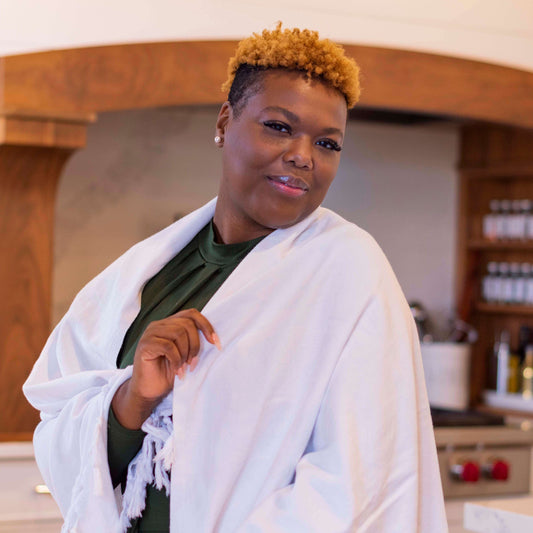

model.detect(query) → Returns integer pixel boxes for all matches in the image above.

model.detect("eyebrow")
[263,106,300,124]
[262,106,344,140]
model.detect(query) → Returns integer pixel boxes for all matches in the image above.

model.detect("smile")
[266,175,309,197]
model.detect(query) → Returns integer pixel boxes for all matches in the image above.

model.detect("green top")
[107,220,265,532]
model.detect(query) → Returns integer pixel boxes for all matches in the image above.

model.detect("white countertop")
[464,496,533,532]
[0,442,62,524]
[0,441,34,460]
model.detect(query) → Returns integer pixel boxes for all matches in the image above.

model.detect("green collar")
[198,220,265,266]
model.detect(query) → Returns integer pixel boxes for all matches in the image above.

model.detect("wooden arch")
[1,41,533,439]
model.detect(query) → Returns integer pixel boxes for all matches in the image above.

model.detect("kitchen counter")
[464,496,533,532]
[0,442,62,532]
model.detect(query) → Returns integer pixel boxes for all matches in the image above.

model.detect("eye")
[316,139,342,152]
[263,121,291,134]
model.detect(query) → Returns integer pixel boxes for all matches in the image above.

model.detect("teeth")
[275,176,299,188]
[269,175,307,191]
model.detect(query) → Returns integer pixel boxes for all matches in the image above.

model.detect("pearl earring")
[214,135,222,144]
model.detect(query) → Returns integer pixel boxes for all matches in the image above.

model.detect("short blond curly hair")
[222,23,360,109]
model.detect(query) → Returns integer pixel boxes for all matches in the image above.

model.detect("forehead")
[242,70,347,131]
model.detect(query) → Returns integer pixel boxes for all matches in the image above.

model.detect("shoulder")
[311,208,414,329]
[305,206,393,283]
[294,207,412,319]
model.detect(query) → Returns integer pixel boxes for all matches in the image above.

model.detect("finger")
[156,319,199,363]
[145,321,199,365]
[181,320,200,362]
[176,309,220,349]
[138,336,179,362]
[171,327,191,363]
[212,332,222,351]
[189,357,199,372]
[143,336,186,374]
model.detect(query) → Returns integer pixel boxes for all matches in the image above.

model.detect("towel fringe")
[119,394,174,531]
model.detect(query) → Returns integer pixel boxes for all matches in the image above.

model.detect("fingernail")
[177,367,185,380]
[212,332,222,351]
[189,357,199,371]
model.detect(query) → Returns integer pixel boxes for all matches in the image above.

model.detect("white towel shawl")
[24,198,447,532]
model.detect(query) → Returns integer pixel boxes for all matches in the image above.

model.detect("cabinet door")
[0,454,62,530]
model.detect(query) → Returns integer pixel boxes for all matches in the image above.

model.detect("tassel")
[93,417,105,496]
[119,393,174,531]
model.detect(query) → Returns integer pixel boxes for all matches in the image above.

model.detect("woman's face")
[213,70,347,244]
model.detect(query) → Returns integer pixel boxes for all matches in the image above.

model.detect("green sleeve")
[107,405,146,488]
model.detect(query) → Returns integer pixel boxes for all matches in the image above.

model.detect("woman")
[24,25,447,532]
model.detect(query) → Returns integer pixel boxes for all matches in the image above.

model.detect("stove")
[431,407,504,428]
[432,408,533,499]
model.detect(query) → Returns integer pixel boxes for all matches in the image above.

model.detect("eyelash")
[263,121,342,152]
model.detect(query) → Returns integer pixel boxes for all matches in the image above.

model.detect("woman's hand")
[112,309,220,429]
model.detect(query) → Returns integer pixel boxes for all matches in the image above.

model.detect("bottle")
[482,262,498,302]
[514,325,532,394]
[495,330,510,394]
[526,265,533,306]
[518,199,531,240]
[483,200,499,241]
[508,351,521,393]
[521,345,533,398]
[510,262,522,304]
[517,326,532,361]
[488,331,500,390]
[516,263,531,305]
[498,262,512,304]
[499,199,511,239]
[527,200,533,240]
[509,200,522,239]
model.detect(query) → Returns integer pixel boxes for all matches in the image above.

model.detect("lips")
[267,176,309,196]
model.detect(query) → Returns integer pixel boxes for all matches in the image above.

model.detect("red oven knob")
[450,461,480,482]
[483,459,510,481]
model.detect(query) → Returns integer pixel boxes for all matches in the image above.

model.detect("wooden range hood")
[1,41,533,440]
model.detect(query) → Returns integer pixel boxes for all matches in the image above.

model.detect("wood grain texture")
[0,111,93,148]
[0,432,35,442]
[461,124,533,167]
[0,143,81,438]
[1,42,533,128]
[0,42,236,113]
[344,45,533,129]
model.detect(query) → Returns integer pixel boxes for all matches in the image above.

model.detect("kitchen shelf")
[476,302,533,315]
[468,240,533,251]
[483,390,533,415]
[476,403,533,421]
[457,125,533,407]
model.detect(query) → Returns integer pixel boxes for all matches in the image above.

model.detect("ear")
[215,101,232,141]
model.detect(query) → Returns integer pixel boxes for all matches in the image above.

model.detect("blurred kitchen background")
[53,107,457,329]
[1,1,533,532]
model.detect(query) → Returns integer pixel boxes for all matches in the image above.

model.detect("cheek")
[315,157,340,189]
[228,140,278,183]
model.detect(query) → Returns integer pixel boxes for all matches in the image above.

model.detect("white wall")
[0,0,532,71]
[54,106,458,338]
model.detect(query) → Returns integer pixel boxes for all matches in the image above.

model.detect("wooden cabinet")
[457,124,533,411]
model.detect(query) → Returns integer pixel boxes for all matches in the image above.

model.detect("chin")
[255,208,312,231]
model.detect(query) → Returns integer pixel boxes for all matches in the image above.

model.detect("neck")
[212,212,274,245]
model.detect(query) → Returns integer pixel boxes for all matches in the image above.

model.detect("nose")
[283,137,313,170]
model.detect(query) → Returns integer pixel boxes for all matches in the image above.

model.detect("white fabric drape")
[24,198,447,532]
